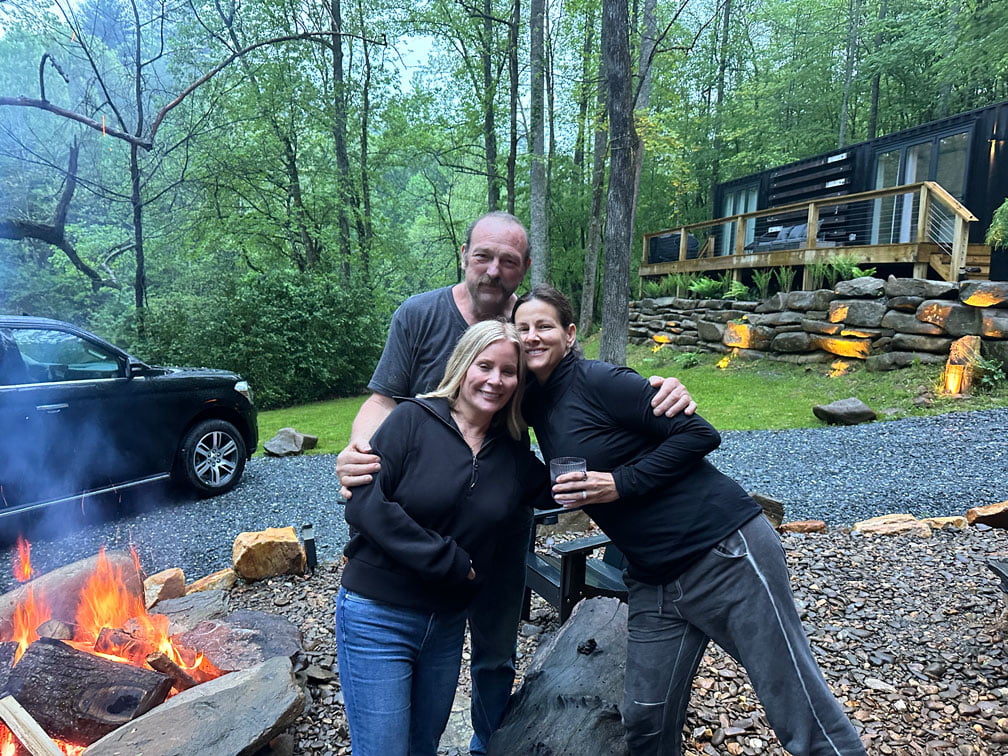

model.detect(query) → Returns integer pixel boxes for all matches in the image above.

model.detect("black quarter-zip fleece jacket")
[341,396,551,612]
[523,352,762,585]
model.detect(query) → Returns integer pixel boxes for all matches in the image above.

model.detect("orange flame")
[11,587,50,661]
[2,542,222,754]
[0,727,84,755]
[13,536,33,583]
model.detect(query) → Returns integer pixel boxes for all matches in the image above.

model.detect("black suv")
[0,316,257,519]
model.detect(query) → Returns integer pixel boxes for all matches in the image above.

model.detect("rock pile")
[629,277,1008,371]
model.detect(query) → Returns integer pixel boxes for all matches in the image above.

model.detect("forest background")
[1,0,1006,409]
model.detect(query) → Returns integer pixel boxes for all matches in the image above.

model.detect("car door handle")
[36,403,69,413]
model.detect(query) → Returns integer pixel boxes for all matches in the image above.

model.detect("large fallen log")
[489,597,630,755]
[2,638,171,746]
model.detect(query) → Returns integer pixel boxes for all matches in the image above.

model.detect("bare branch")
[2,31,385,151]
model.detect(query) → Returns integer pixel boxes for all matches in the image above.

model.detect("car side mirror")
[126,358,146,378]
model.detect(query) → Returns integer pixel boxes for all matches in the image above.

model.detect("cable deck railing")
[642,181,982,288]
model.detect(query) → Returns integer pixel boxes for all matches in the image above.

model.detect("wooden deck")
[641,181,991,288]
[640,242,992,284]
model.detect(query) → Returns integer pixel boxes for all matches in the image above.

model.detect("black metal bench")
[522,508,628,623]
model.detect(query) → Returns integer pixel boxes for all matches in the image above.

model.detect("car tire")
[175,419,247,496]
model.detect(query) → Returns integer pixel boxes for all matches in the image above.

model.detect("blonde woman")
[336,319,551,756]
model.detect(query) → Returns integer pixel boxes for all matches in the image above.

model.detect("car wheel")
[176,419,247,496]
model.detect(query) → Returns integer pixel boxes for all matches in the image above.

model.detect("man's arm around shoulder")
[335,393,397,498]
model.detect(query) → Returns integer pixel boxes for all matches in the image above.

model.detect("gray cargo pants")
[622,515,866,756]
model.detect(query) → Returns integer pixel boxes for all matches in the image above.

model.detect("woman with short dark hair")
[514,284,865,756]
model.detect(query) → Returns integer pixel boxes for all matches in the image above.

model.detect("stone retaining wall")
[629,277,1008,371]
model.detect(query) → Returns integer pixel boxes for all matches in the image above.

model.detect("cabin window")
[871,128,971,244]
[720,185,758,255]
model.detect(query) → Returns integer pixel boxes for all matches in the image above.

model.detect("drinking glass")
[549,457,587,506]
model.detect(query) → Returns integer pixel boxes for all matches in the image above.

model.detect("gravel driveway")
[2,406,1006,591]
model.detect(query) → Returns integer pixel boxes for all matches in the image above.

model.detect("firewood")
[146,652,199,691]
[36,619,73,640]
[1,638,172,746]
[0,694,63,756]
[94,625,157,661]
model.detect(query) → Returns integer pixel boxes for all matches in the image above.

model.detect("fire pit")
[0,538,304,754]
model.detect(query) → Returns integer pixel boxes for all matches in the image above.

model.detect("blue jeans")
[467,509,533,754]
[622,515,866,756]
[336,588,467,756]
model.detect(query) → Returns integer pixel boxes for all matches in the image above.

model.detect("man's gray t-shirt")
[368,286,471,398]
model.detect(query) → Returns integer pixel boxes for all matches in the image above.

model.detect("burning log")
[2,638,172,746]
[0,642,17,692]
[145,652,198,691]
[0,551,143,639]
[0,694,63,756]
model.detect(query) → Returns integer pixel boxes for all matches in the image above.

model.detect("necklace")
[451,409,486,454]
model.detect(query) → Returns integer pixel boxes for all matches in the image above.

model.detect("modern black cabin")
[643,99,1008,287]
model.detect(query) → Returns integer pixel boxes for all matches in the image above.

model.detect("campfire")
[0,539,222,754]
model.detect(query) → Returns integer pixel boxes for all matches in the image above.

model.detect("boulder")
[771,331,816,353]
[809,334,871,360]
[835,276,885,298]
[887,295,924,312]
[884,276,958,300]
[853,514,932,538]
[966,501,1008,529]
[154,589,229,635]
[83,656,305,756]
[921,516,967,530]
[757,292,787,312]
[812,397,877,425]
[982,309,1008,338]
[174,610,303,672]
[696,319,727,343]
[768,351,834,365]
[145,568,186,609]
[489,598,629,756]
[723,322,775,350]
[187,567,238,594]
[959,281,1008,308]
[801,319,843,336]
[264,427,320,457]
[865,351,947,371]
[779,520,827,534]
[890,333,954,353]
[881,310,945,335]
[916,300,982,336]
[828,299,887,328]
[747,311,804,327]
[233,527,306,581]
[785,289,835,311]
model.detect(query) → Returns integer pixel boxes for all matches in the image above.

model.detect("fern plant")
[752,269,774,301]
[688,275,725,298]
[774,266,796,293]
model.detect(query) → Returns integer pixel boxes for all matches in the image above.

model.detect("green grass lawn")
[256,339,1008,454]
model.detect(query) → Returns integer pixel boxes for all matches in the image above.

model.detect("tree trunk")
[507,0,520,215]
[709,0,732,205]
[483,0,499,210]
[529,0,547,284]
[331,0,354,278]
[357,6,374,282]
[579,70,608,336]
[599,0,635,366]
[867,0,887,140]
[838,0,861,147]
